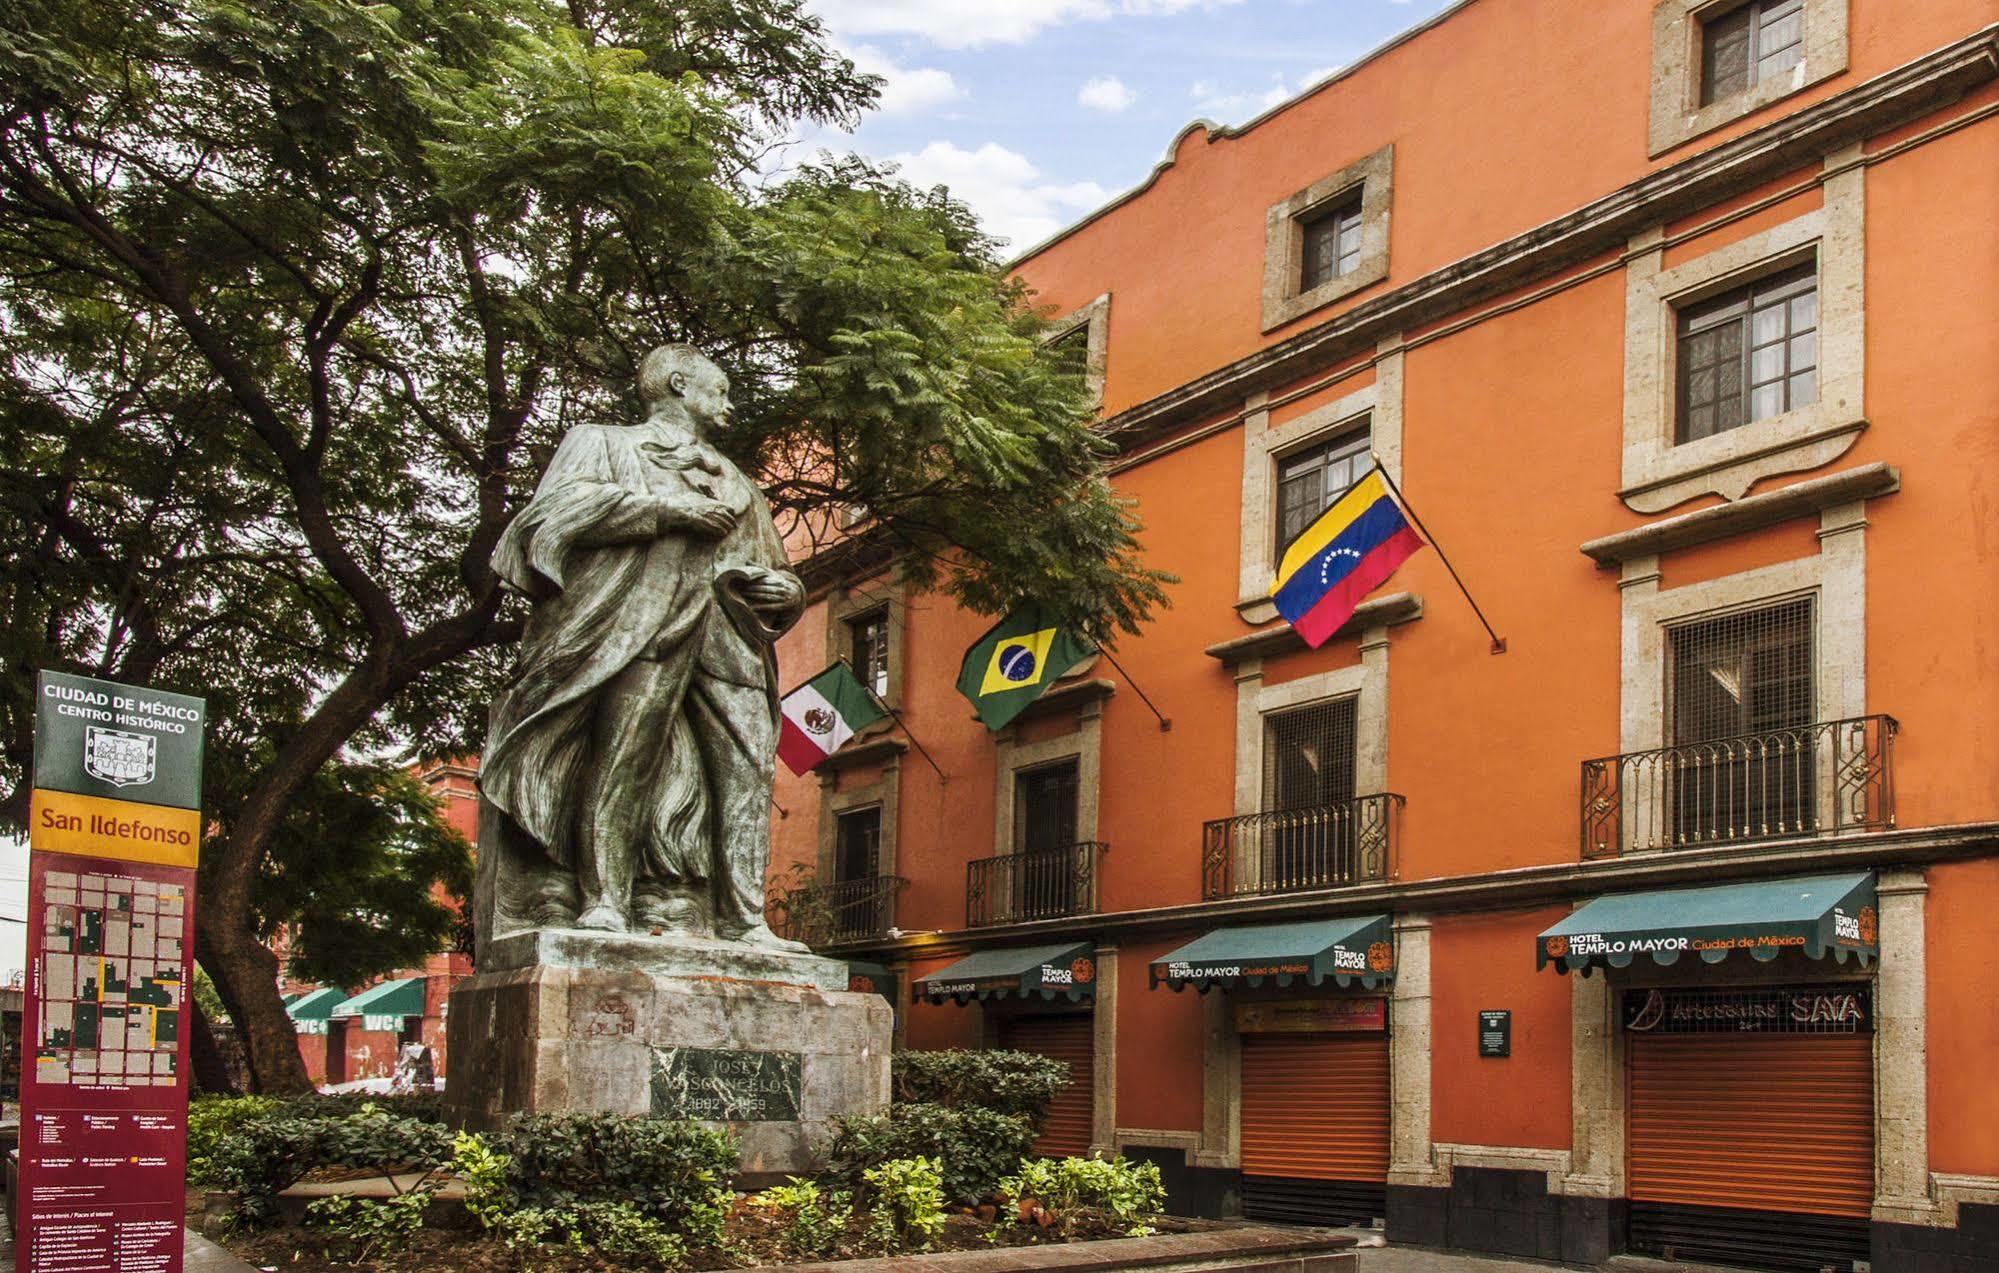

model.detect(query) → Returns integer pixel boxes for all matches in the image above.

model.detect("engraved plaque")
[649,1046,801,1122]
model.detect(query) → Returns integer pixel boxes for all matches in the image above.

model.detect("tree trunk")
[195,913,313,1095]
[186,997,238,1096]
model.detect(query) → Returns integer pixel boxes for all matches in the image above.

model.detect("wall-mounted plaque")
[650,1046,802,1122]
[1478,1009,1511,1058]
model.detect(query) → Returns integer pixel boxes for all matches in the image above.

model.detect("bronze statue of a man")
[479,345,804,947]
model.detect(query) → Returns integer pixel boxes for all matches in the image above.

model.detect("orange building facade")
[769,3,1999,1269]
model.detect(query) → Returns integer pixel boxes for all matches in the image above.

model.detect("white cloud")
[1191,64,1342,122]
[847,44,964,116]
[1077,75,1137,113]
[884,140,1109,249]
[813,0,1241,49]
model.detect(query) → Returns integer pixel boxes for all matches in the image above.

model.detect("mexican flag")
[777,662,888,775]
[956,606,1095,732]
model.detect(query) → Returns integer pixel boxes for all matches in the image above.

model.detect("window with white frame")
[1699,0,1805,104]
[1676,261,1818,444]
[1274,419,1372,554]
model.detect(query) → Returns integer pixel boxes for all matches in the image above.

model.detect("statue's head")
[638,344,731,437]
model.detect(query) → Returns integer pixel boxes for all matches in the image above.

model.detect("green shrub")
[822,1101,1036,1204]
[213,1102,456,1226]
[892,1049,1072,1126]
[1001,1156,1166,1237]
[497,1201,687,1267]
[750,1178,853,1259]
[187,1095,283,1186]
[862,1156,945,1251]
[499,1113,735,1246]
[304,1184,437,1264]
[451,1131,512,1230]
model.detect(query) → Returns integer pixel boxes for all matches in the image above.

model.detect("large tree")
[0,0,1168,1091]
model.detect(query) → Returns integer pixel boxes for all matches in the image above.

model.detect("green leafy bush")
[750,1178,853,1259]
[500,1113,735,1245]
[862,1156,946,1250]
[304,1185,437,1264]
[213,1103,456,1225]
[822,1101,1036,1204]
[451,1131,512,1230]
[497,1201,687,1266]
[187,1095,283,1186]
[892,1049,1072,1126]
[1001,1156,1166,1236]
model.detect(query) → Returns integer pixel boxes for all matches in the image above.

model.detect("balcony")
[1201,794,1403,901]
[1580,715,1897,859]
[767,874,907,946]
[965,841,1106,928]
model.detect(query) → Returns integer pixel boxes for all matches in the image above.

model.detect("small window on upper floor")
[1274,419,1373,554]
[833,805,882,883]
[1676,262,1818,444]
[847,608,890,699]
[1299,198,1365,293]
[1700,0,1805,105]
[1015,759,1080,857]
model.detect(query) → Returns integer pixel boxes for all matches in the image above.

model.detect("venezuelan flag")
[1270,468,1425,648]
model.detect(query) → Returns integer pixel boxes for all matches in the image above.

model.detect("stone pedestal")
[445,928,891,1177]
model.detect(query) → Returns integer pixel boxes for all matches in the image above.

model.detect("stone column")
[1091,945,1119,1156]
[1387,915,1439,1186]
[1563,970,1624,1199]
[1873,869,1936,1224]
[1195,989,1240,1170]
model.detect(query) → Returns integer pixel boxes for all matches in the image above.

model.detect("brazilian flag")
[957,607,1095,731]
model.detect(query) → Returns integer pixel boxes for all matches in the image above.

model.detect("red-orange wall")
[1429,909,1573,1151]
[1925,860,1999,1177]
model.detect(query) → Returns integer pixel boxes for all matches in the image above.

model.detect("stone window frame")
[991,682,1109,860]
[816,765,899,891]
[1045,293,1111,409]
[1647,0,1849,157]
[1618,150,1864,514]
[1611,498,1867,856]
[1236,335,1406,623]
[1231,634,1391,821]
[1260,144,1393,333]
[825,582,905,721]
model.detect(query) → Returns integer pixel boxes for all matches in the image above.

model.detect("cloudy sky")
[789,0,1457,252]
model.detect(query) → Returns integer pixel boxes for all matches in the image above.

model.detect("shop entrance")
[997,1012,1094,1157]
[1624,985,1874,1272]
[1237,999,1389,1226]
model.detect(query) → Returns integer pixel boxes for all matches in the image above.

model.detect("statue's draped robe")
[481,420,797,916]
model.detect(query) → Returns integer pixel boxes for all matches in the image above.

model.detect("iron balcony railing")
[965,841,1106,928]
[1201,794,1402,901]
[1580,714,1897,859]
[768,874,907,946]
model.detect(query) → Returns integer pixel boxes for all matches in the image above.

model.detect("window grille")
[1666,599,1816,842]
[1263,698,1359,812]
[847,609,890,699]
[1677,262,1818,443]
[1275,421,1372,552]
[834,806,881,883]
[1300,197,1365,291]
[1701,0,1805,104]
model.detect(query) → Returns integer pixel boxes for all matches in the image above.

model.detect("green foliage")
[750,1177,853,1259]
[501,1112,735,1245]
[450,1131,513,1230]
[1001,1156,1166,1237]
[212,1102,455,1226]
[187,1095,284,1186]
[497,1201,687,1267]
[892,1048,1072,1126]
[304,1184,438,1264]
[823,1101,1036,1205]
[861,1156,946,1250]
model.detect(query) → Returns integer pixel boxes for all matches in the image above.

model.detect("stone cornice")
[1204,592,1422,665]
[845,821,1999,961]
[819,733,907,773]
[1094,28,1999,454]
[1580,462,1900,566]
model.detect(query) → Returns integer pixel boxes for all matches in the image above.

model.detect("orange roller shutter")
[1628,1033,1874,1218]
[999,1014,1094,1158]
[1240,1032,1390,1182]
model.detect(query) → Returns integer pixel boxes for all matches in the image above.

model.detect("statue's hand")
[657,496,739,540]
[736,571,803,611]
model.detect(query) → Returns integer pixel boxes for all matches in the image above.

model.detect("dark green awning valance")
[915,942,1096,1005]
[1150,915,1395,992]
[1537,871,1878,976]
[330,976,426,1020]
[286,987,345,1024]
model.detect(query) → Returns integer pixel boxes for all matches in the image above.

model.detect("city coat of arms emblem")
[83,726,155,787]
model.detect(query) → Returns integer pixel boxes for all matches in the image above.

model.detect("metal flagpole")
[1098,644,1173,731]
[840,659,951,781]
[1370,456,1509,655]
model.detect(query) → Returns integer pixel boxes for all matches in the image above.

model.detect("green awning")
[330,976,426,1021]
[915,942,1096,1004]
[846,961,899,1003]
[286,987,346,1024]
[1150,915,1395,992]
[1537,872,1878,976]
[281,990,303,1006]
